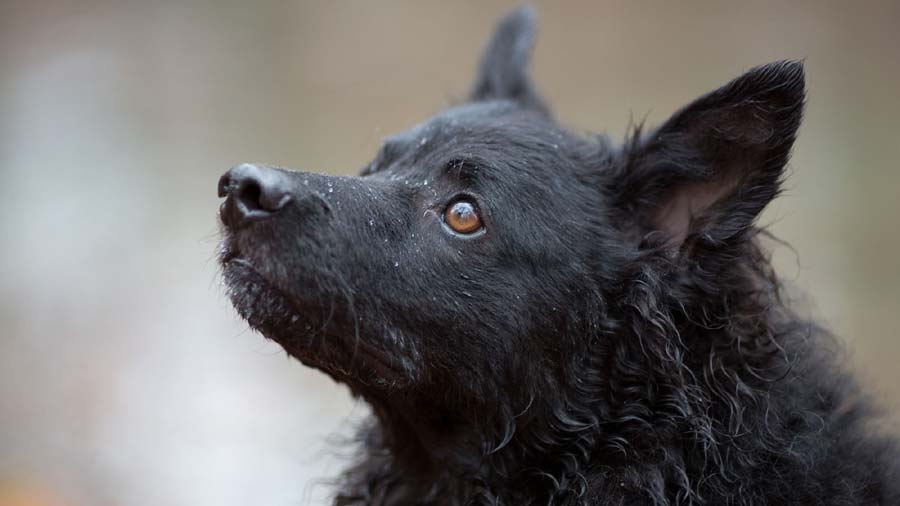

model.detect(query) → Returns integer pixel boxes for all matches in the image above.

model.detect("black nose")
[218,163,292,225]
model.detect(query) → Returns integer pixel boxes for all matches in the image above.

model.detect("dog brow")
[443,158,482,182]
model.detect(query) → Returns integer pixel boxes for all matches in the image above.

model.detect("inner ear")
[653,176,741,246]
[651,108,778,244]
[615,61,805,250]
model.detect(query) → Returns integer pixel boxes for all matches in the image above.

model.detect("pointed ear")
[612,61,805,251]
[469,6,548,114]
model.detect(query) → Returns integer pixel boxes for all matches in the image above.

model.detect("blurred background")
[1,1,898,505]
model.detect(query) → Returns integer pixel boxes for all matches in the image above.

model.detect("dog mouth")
[218,235,410,385]
[219,242,317,348]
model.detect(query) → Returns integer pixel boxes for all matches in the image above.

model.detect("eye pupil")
[444,200,482,234]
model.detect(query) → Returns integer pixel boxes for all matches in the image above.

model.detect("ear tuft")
[614,60,805,250]
[469,6,547,114]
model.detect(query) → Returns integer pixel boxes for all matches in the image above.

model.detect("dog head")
[217,7,804,430]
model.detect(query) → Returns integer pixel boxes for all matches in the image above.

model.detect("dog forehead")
[384,101,537,151]
[370,100,593,191]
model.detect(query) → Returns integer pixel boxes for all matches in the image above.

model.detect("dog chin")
[220,254,412,388]
[221,257,319,346]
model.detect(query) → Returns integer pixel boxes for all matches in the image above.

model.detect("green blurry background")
[1,1,898,505]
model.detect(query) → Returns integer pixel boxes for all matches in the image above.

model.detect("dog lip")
[222,250,265,282]
[219,199,272,229]
[228,256,254,269]
[218,236,241,265]
[218,201,237,229]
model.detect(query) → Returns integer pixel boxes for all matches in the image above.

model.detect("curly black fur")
[216,7,900,505]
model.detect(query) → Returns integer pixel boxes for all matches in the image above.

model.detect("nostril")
[219,163,293,224]
[238,179,264,211]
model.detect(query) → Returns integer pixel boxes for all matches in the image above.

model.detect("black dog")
[217,7,900,506]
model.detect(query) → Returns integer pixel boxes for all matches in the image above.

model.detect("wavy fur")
[217,8,900,506]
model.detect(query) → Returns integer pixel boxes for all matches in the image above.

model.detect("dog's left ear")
[611,61,805,251]
[469,6,548,114]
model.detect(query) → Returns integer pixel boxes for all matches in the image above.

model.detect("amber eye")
[444,200,483,234]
